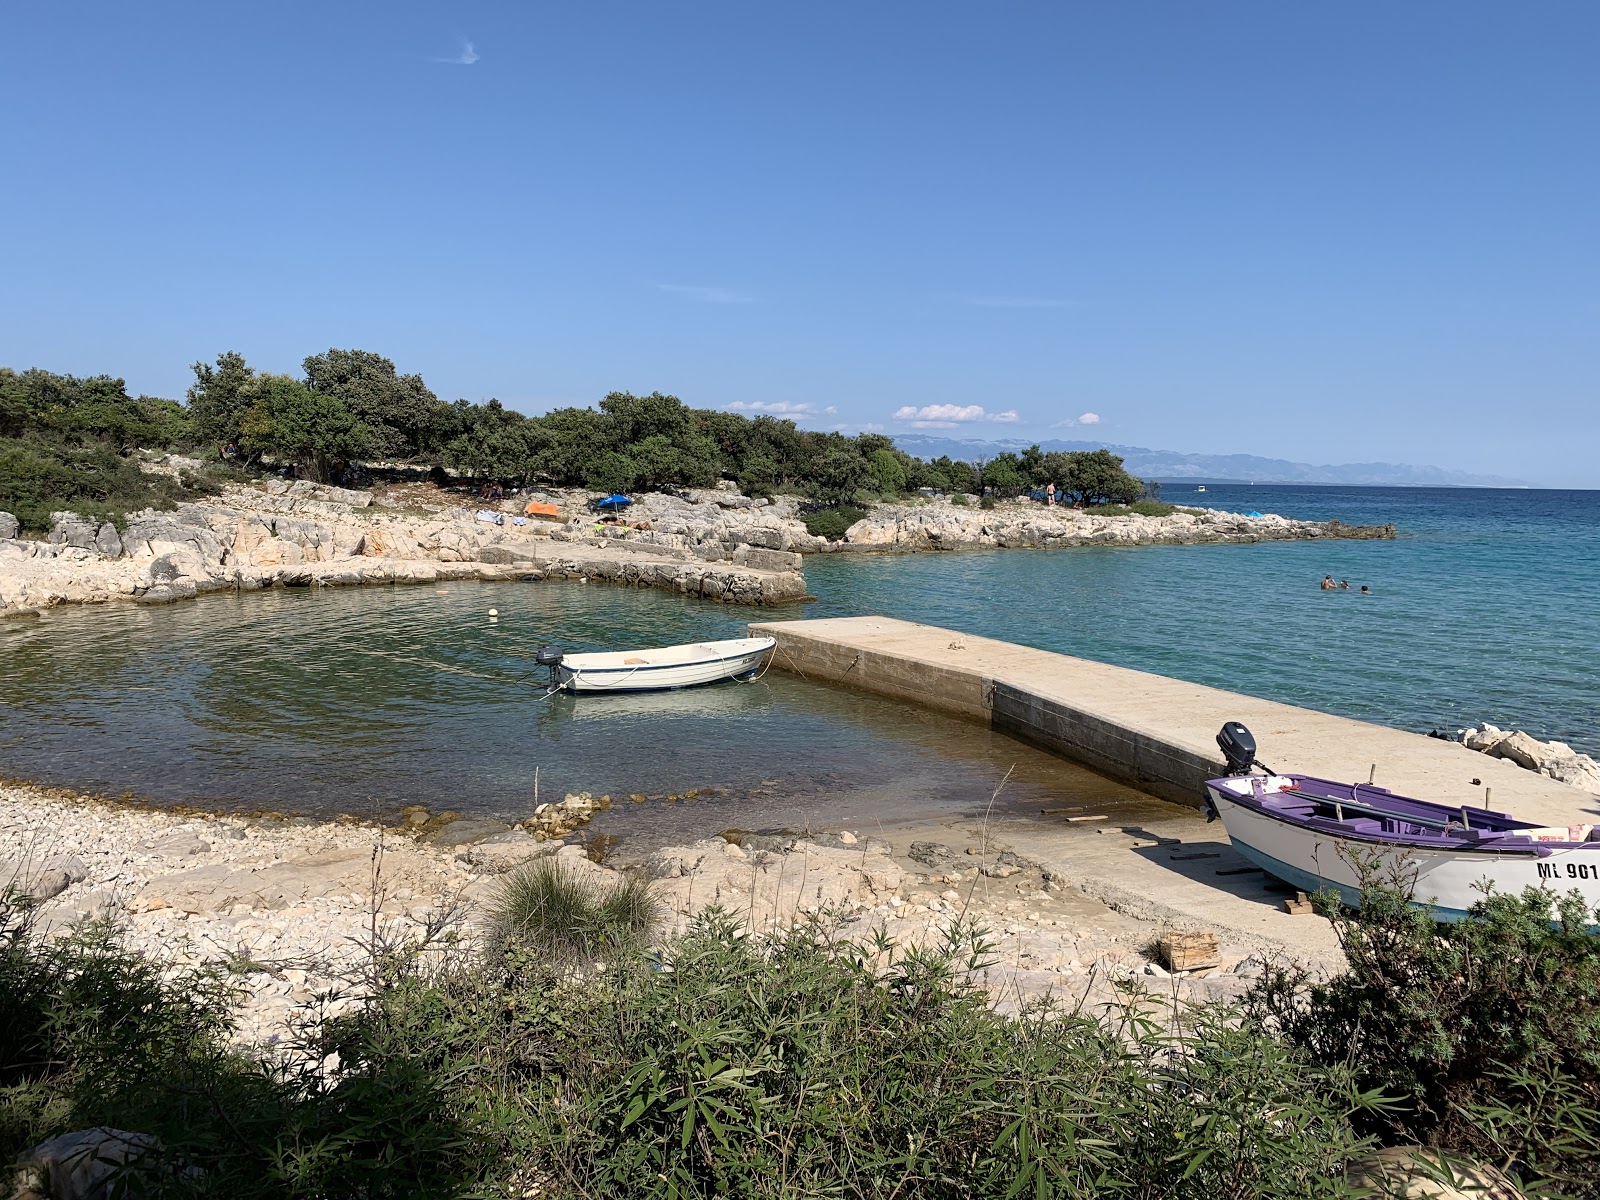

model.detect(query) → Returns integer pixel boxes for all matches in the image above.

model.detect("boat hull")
[1207,784,1600,920]
[556,638,774,693]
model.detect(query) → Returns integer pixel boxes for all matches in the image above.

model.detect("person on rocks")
[1045,482,1056,507]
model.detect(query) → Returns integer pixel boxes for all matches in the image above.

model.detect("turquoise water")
[2,485,1595,828]
[801,486,1600,753]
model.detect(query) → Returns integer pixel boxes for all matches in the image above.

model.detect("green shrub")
[1247,883,1600,1198]
[0,435,210,532]
[802,506,866,541]
[487,857,660,964]
[950,492,970,507]
[26,874,1591,1199]
[1085,499,1175,517]
[979,494,996,510]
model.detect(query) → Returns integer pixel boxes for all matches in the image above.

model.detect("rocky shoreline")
[2,781,1296,1048]
[0,477,808,615]
[0,471,1393,616]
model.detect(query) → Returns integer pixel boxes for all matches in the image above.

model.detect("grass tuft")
[487,856,660,964]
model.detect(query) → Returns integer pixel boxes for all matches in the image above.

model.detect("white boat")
[534,636,776,694]
[1205,723,1600,921]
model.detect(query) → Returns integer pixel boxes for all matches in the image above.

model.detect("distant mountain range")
[889,434,1528,488]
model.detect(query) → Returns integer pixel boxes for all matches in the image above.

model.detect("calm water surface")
[0,583,1152,834]
[803,485,1600,753]
[2,485,1595,832]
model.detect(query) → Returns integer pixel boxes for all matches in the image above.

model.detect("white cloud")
[435,39,479,65]
[654,283,755,304]
[724,400,813,414]
[1052,411,1102,428]
[892,403,1020,428]
[824,405,837,415]
[1077,412,1100,425]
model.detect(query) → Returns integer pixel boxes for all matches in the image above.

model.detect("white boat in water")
[1205,722,1600,921]
[533,636,776,694]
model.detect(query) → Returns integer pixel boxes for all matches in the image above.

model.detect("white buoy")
[488,608,499,617]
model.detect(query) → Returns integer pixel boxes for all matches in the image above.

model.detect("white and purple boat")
[1204,722,1600,921]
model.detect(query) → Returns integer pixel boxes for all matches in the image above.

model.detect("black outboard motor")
[1216,721,1262,776]
[535,645,565,689]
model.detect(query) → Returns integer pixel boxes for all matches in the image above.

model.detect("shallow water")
[3,484,1595,836]
[0,582,1154,834]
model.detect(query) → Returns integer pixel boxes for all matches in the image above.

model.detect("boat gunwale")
[1206,775,1598,856]
[557,636,776,673]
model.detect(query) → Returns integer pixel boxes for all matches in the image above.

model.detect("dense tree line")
[0,367,209,531]
[2,350,1149,531]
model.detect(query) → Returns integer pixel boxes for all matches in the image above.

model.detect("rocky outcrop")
[837,500,1395,551]
[0,482,807,613]
[1461,724,1600,795]
[1,479,1389,617]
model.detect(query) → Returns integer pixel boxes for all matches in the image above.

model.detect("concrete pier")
[750,616,1598,827]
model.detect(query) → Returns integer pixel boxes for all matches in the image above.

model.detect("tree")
[187,352,257,448]
[1058,449,1143,506]
[869,448,908,495]
[239,374,370,481]
[981,452,1025,495]
[812,448,873,505]
[1018,443,1046,484]
[302,349,438,461]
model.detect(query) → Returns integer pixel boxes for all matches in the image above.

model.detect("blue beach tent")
[595,494,633,510]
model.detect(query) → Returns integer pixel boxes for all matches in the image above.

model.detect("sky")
[3,2,1597,486]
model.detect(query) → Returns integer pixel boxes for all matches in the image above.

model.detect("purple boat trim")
[1205,774,1600,857]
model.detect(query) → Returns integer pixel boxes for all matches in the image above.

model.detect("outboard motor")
[1216,721,1261,776]
[535,645,565,689]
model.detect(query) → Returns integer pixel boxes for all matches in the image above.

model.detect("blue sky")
[3,2,1596,486]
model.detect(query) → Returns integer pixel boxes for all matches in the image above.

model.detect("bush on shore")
[0,434,222,534]
[801,505,867,541]
[486,857,660,965]
[2,884,1394,1199]
[1246,882,1600,1198]
[8,876,1597,1197]
[1085,498,1176,517]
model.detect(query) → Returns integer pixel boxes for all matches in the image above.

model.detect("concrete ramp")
[751,616,1597,827]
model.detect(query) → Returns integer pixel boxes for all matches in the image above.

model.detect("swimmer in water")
[1359,585,1372,595]
[1320,575,1336,590]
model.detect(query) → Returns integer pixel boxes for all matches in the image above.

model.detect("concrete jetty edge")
[750,615,1598,827]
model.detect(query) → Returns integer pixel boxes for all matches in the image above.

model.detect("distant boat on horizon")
[1196,485,1206,492]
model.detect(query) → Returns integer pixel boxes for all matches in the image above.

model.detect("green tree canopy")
[981,452,1025,495]
[187,352,257,448]
[239,375,370,481]
[303,348,441,461]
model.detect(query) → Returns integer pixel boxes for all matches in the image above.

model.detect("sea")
[2,485,1596,835]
